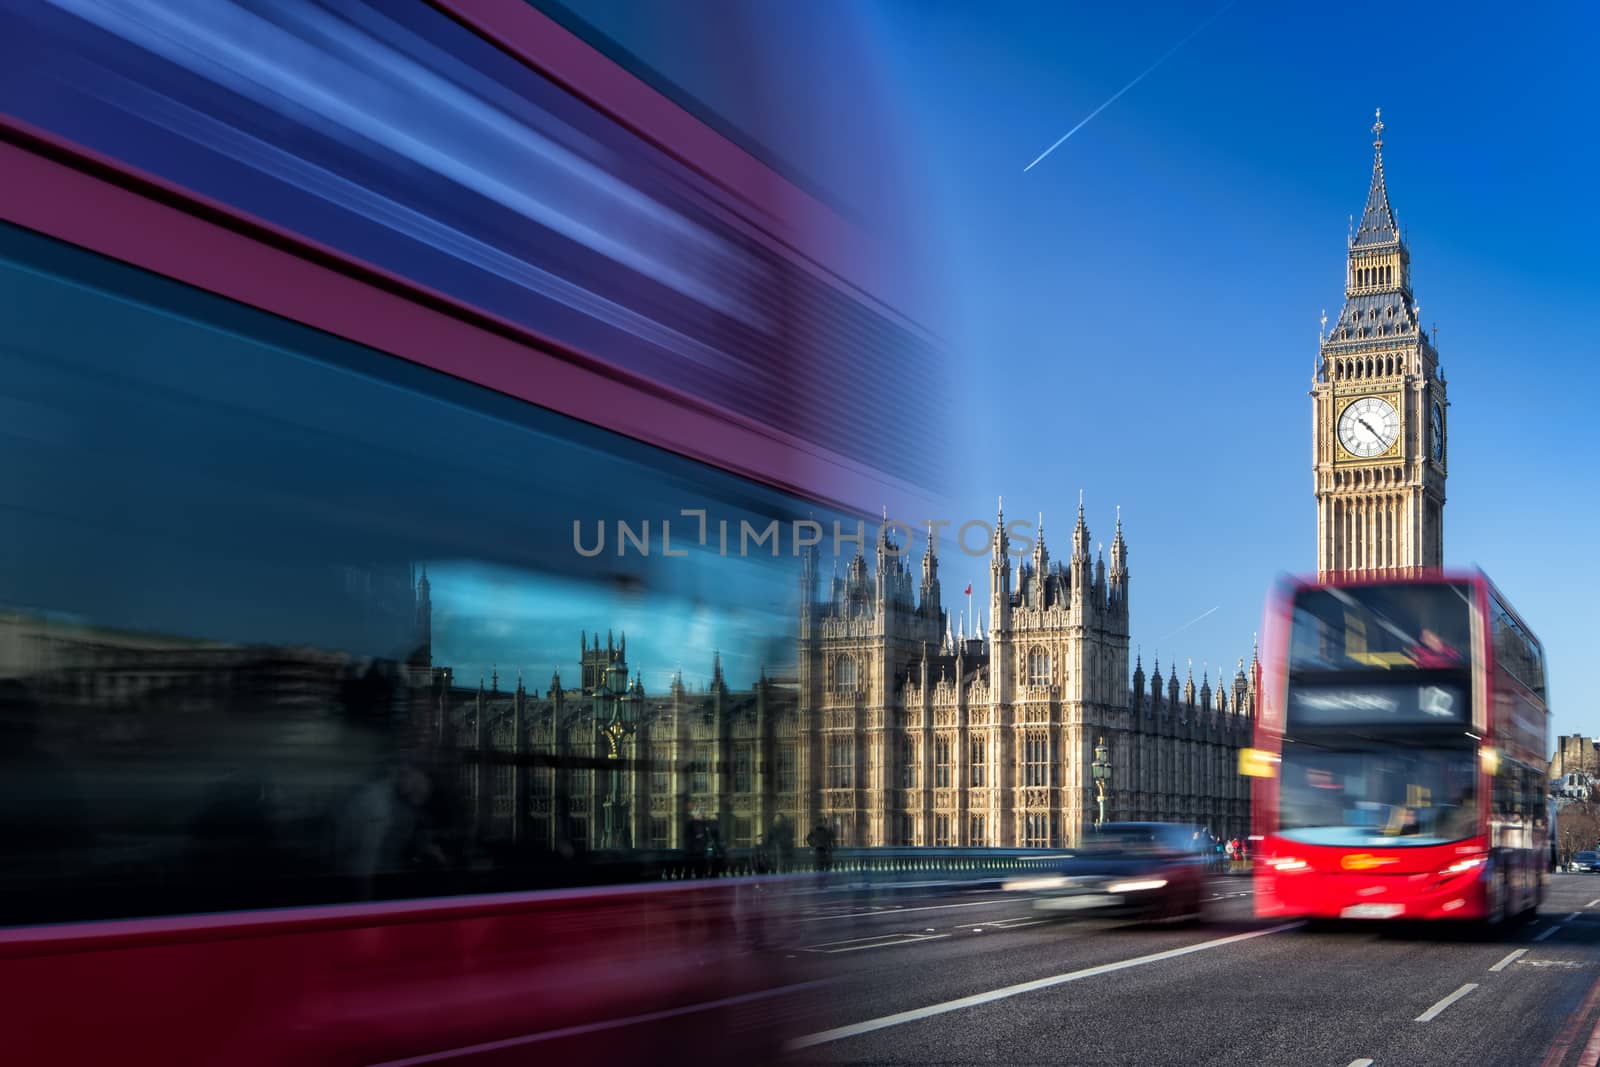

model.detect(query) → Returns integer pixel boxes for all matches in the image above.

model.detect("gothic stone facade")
[802,503,1254,848]
[438,504,1256,855]
[435,636,806,856]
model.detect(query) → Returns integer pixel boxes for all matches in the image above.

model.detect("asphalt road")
[762,873,1600,1066]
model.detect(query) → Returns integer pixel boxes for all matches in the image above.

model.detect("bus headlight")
[1270,858,1309,872]
[1106,879,1168,893]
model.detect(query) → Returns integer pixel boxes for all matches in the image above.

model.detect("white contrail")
[1023,0,1239,173]
[1157,605,1220,643]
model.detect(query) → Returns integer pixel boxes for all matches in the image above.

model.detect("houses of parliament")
[425,500,1257,853]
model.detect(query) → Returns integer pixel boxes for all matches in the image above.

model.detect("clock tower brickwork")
[1313,110,1448,580]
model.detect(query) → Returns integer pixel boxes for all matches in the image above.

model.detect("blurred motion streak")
[0,0,947,1062]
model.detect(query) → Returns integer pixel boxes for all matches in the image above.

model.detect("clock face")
[1430,401,1444,462]
[1337,396,1401,458]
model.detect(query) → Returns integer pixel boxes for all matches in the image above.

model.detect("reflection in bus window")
[0,221,853,925]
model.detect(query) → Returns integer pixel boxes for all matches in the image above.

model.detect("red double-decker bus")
[1251,571,1550,924]
[0,1,935,1062]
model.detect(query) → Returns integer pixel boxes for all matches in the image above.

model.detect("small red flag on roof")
[964,583,972,595]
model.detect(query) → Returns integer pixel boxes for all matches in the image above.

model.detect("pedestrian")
[685,805,710,879]
[333,762,445,901]
[771,814,796,872]
[806,822,835,872]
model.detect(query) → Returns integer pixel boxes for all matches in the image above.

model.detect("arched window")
[834,655,856,692]
[1027,647,1050,685]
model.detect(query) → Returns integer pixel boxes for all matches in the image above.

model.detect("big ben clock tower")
[1313,110,1448,580]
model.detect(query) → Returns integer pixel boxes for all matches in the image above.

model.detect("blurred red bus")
[1250,570,1550,924]
[0,1,935,1062]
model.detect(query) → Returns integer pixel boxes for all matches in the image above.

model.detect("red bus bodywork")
[0,880,812,1066]
[1252,569,1549,922]
[0,1,916,1062]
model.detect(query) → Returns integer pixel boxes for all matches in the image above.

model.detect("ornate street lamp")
[1091,736,1111,829]
[599,660,638,850]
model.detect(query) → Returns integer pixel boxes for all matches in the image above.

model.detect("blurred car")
[1571,850,1600,872]
[1002,822,1210,921]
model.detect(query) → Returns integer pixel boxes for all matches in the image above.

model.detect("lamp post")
[1091,737,1111,829]
[599,660,638,850]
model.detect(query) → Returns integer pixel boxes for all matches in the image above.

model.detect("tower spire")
[1353,107,1399,248]
[1071,490,1090,561]
[1110,504,1128,574]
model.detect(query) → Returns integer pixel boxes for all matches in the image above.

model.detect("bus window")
[0,222,854,925]
[1277,744,1477,848]
[1491,597,1546,703]
[1290,583,1473,673]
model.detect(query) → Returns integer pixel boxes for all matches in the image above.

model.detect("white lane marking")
[786,921,1303,1049]
[802,932,951,954]
[1490,948,1528,972]
[1568,912,1582,922]
[1587,899,1600,908]
[369,979,831,1065]
[1416,982,1479,1023]
[1348,1059,1374,1067]
[1536,926,1562,942]
[798,899,1005,923]
[980,917,1047,930]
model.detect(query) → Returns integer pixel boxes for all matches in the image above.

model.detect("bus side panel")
[0,883,806,1066]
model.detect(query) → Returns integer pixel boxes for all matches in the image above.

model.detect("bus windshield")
[1290,582,1473,674]
[1278,743,1478,848]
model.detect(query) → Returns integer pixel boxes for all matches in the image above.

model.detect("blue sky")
[552,1,1598,734]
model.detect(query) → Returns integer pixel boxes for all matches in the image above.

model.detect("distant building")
[1552,735,1600,779]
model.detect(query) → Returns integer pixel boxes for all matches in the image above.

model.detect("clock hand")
[1358,417,1381,440]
